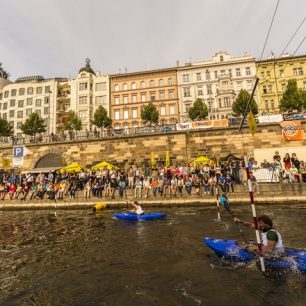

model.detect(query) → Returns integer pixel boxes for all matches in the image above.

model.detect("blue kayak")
[204,237,306,273]
[113,212,166,221]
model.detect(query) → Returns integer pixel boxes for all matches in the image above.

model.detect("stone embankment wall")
[0,122,305,170]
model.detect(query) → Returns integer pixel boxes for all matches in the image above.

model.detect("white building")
[69,59,110,132]
[177,51,258,122]
[0,75,66,136]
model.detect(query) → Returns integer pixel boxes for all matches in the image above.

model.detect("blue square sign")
[13,146,25,158]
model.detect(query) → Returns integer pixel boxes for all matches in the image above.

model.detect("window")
[17,122,22,129]
[10,99,15,107]
[168,91,174,99]
[96,82,106,91]
[185,103,191,113]
[26,108,32,115]
[4,91,9,98]
[36,87,42,94]
[19,88,25,95]
[18,100,24,107]
[279,69,284,78]
[132,108,138,118]
[236,68,241,77]
[123,110,129,119]
[183,74,189,82]
[114,110,120,120]
[9,110,14,118]
[247,81,253,90]
[222,81,228,86]
[150,92,156,101]
[3,102,7,110]
[220,55,224,61]
[228,69,232,76]
[140,81,146,88]
[266,70,270,77]
[2,113,7,119]
[17,110,23,118]
[214,71,218,79]
[168,78,173,85]
[35,99,42,106]
[197,87,203,95]
[113,96,119,105]
[27,87,33,95]
[281,84,287,92]
[131,82,137,89]
[95,96,106,104]
[265,100,269,110]
[9,121,14,127]
[132,95,137,103]
[206,70,210,80]
[246,67,251,76]
[0,93,3,100]
[81,73,86,78]
[160,106,166,116]
[114,84,119,91]
[27,98,33,105]
[293,67,303,76]
[169,105,176,115]
[123,83,128,90]
[123,96,128,104]
[207,85,212,95]
[270,100,275,109]
[36,109,41,116]
[224,97,231,107]
[78,110,88,118]
[268,85,272,93]
[149,80,154,87]
[159,79,164,86]
[220,70,225,76]
[141,94,146,102]
[196,73,201,81]
[79,96,87,104]
[44,107,49,115]
[45,86,50,93]
[11,89,17,96]
[183,87,191,97]
[79,82,88,90]
[159,91,165,100]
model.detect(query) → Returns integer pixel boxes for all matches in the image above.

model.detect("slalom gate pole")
[216,181,221,221]
[244,155,265,272]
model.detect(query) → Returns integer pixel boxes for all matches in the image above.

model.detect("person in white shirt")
[127,200,144,215]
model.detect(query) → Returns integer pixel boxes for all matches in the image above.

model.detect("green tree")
[0,63,10,79]
[0,117,13,137]
[188,98,208,121]
[64,110,82,132]
[20,112,46,136]
[232,89,258,116]
[279,79,305,113]
[91,106,112,129]
[141,102,159,125]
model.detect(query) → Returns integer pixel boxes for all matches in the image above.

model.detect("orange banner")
[280,120,303,141]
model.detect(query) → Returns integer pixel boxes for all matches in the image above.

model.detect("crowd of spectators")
[0,151,305,202]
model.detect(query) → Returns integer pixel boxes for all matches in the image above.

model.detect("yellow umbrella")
[190,156,213,166]
[165,151,170,168]
[60,162,86,173]
[91,161,119,171]
[150,152,156,167]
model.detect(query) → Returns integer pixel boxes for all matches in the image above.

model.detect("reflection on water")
[0,204,305,306]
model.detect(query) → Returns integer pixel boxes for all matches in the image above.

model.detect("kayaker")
[127,200,144,215]
[233,215,285,255]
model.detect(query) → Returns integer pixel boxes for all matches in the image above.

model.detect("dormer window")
[220,55,224,62]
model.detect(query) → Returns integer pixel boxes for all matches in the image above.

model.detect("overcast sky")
[1,0,305,80]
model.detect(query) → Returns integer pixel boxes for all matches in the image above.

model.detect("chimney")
[176,60,180,68]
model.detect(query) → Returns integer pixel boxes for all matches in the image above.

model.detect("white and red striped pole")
[216,181,221,221]
[244,155,265,272]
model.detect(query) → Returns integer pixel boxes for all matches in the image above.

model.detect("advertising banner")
[280,120,303,141]
[258,114,283,123]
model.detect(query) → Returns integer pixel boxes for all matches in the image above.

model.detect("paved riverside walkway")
[0,183,305,210]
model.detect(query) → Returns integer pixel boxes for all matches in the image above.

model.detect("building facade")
[69,60,110,132]
[256,54,306,114]
[110,68,179,129]
[177,51,258,122]
[0,76,65,136]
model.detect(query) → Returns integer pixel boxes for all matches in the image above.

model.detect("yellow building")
[110,68,179,129]
[256,54,306,114]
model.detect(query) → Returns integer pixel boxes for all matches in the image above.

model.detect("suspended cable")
[279,17,306,57]
[260,0,280,60]
[292,35,306,56]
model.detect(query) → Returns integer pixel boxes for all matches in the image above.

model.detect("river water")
[0,204,305,306]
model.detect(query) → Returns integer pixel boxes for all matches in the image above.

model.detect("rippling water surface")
[0,204,305,306]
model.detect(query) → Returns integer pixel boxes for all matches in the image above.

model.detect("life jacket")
[135,205,144,215]
[261,229,284,255]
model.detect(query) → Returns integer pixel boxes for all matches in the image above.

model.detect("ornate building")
[69,59,109,131]
[177,51,258,122]
[256,54,306,114]
[110,68,179,129]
